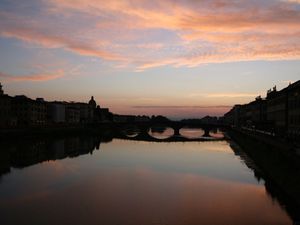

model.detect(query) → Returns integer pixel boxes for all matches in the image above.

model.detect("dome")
[89,96,96,108]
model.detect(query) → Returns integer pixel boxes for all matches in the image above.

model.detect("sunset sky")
[0,0,300,119]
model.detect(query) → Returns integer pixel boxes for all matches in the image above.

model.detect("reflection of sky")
[0,139,291,224]
[92,140,258,184]
[180,128,205,138]
[149,127,175,139]
[1,0,300,118]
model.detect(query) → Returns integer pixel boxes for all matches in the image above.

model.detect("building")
[0,82,3,95]
[113,114,136,123]
[88,96,97,109]
[255,97,267,125]
[135,115,151,122]
[0,86,112,128]
[48,98,95,125]
[287,81,300,138]
[244,97,268,130]
[11,95,47,127]
[35,98,47,125]
[200,115,218,124]
[47,102,66,123]
[88,96,113,122]
[94,107,112,122]
[78,103,94,123]
[223,80,300,139]
[0,95,12,128]
[0,83,15,128]
[266,86,288,135]
[224,105,241,127]
[65,103,80,124]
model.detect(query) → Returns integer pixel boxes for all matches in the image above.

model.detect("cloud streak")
[0,12,122,61]
[0,70,64,82]
[0,0,300,69]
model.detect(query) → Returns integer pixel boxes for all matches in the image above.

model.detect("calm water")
[0,129,294,225]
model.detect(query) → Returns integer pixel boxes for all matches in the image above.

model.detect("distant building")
[200,115,218,124]
[112,114,150,123]
[252,96,267,126]
[266,86,287,135]
[135,115,151,122]
[12,95,47,127]
[0,86,113,128]
[287,81,300,138]
[0,84,14,128]
[94,107,111,122]
[47,102,66,123]
[88,96,97,109]
[241,97,268,129]
[88,96,113,122]
[65,103,80,124]
[113,114,130,123]
[35,98,47,125]
[113,114,134,123]
[78,103,94,123]
[0,82,4,95]
[223,80,300,139]
[224,105,241,127]
[0,95,12,128]
[48,98,94,124]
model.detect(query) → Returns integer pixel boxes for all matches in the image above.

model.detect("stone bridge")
[112,121,227,142]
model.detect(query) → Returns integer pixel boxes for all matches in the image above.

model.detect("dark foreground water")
[0,129,296,225]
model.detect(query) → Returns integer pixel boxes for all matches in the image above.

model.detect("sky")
[0,0,299,119]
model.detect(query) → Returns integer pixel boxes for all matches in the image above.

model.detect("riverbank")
[229,128,300,156]
[0,123,115,139]
[228,128,300,222]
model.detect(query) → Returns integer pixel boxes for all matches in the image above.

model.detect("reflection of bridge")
[113,121,226,142]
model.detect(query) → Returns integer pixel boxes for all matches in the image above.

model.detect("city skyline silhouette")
[1,0,300,118]
[1,1,300,225]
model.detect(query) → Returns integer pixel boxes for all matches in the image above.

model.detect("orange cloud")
[0,12,122,61]
[1,0,300,69]
[48,0,300,32]
[0,70,64,82]
[282,0,300,3]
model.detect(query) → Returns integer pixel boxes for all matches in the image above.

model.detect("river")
[0,128,295,225]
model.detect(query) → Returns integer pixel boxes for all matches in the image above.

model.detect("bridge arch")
[113,121,225,141]
[179,127,206,138]
[148,125,175,139]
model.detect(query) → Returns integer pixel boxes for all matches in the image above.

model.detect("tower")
[88,96,96,108]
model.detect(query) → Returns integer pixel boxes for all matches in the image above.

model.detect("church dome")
[89,96,96,108]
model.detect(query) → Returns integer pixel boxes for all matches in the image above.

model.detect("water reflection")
[209,128,225,138]
[229,131,300,224]
[0,129,297,225]
[180,128,204,138]
[0,136,105,178]
[122,128,140,138]
[148,127,174,139]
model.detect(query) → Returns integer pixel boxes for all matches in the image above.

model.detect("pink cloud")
[1,0,300,69]
[0,70,64,82]
[0,12,122,61]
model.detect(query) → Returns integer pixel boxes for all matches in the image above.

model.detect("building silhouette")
[223,80,300,139]
[0,83,112,128]
[0,83,14,128]
[88,96,96,108]
[0,83,3,95]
